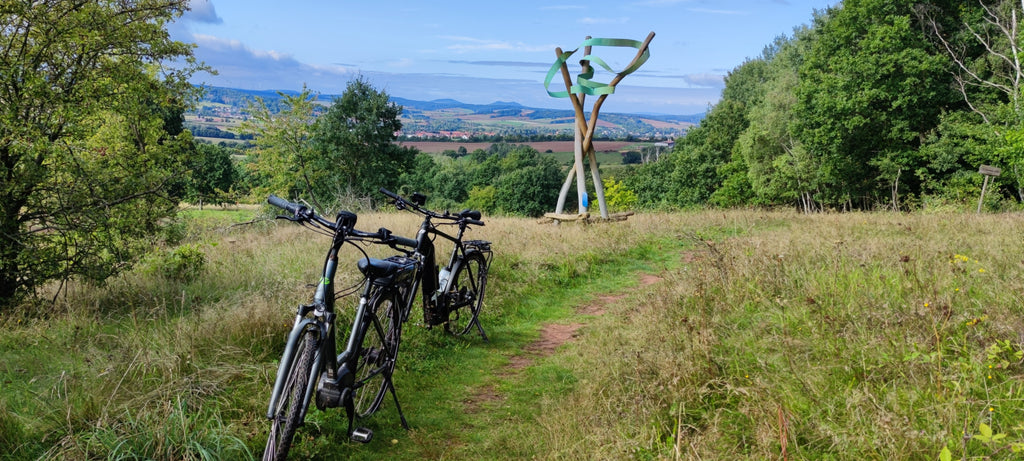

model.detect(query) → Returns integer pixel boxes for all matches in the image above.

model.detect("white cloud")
[188,33,356,93]
[578,17,630,24]
[184,0,223,24]
[682,73,725,88]
[441,36,553,53]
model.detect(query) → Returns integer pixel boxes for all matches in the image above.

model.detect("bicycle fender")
[266,318,322,419]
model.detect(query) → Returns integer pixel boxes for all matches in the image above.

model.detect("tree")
[492,147,563,217]
[728,30,822,211]
[397,153,440,196]
[311,77,415,201]
[179,144,240,207]
[0,0,203,307]
[795,0,955,208]
[923,0,1024,201]
[240,87,321,206]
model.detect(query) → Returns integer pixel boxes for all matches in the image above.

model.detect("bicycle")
[262,194,421,460]
[378,188,492,340]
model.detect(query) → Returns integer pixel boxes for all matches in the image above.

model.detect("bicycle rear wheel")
[445,251,488,336]
[263,327,316,461]
[352,287,402,417]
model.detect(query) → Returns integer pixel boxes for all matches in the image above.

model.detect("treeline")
[624,0,1024,211]
[196,140,571,218]
[186,123,254,140]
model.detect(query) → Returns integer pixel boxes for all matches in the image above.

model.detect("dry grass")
[489,211,1024,460]
[2,209,1023,460]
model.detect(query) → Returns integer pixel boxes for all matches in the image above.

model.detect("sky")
[171,0,837,115]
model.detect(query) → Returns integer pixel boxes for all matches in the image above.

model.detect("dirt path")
[465,273,664,409]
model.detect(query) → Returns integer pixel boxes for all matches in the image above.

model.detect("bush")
[152,244,207,282]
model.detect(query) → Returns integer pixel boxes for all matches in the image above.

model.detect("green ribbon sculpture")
[543,37,651,99]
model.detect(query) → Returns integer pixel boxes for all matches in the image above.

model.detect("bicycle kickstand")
[385,368,410,430]
[474,318,489,342]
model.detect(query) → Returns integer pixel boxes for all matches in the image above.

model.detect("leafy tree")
[795,0,955,208]
[181,144,240,207]
[0,0,203,307]
[667,98,752,207]
[397,153,440,196]
[727,30,822,211]
[465,185,498,213]
[311,77,415,201]
[630,58,765,209]
[492,147,562,217]
[240,87,320,205]
[432,159,473,204]
[922,0,1024,202]
[601,177,638,211]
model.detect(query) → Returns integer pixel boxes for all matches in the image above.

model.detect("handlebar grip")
[379,188,401,201]
[466,219,485,227]
[268,194,304,216]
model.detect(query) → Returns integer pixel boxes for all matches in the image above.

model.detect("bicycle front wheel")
[446,251,488,336]
[263,327,316,461]
[352,287,402,417]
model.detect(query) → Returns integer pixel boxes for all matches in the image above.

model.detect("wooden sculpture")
[542,32,654,223]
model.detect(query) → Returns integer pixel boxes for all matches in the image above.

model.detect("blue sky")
[172,0,837,115]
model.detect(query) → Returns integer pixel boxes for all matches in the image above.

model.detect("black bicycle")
[262,195,420,460]
[379,188,492,340]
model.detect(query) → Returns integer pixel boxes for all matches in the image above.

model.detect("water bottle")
[437,267,451,292]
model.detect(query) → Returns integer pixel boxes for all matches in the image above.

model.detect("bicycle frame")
[411,214,475,326]
[379,188,491,339]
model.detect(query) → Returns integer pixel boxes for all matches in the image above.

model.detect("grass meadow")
[1,209,1023,460]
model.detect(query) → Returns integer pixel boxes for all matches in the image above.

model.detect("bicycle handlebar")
[378,188,485,227]
[267,194,417,250]
[268,194,309,219]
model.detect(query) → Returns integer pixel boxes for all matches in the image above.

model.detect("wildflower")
[924,302,930,308]
[978,268,986,273]
[990,407,995,412]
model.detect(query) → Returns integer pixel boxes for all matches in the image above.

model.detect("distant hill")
[192,86,702,139]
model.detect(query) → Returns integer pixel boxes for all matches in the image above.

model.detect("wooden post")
[574,118,588,213]
[977,164,1001,213]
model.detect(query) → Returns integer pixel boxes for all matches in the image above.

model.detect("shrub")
[153,244,207,282]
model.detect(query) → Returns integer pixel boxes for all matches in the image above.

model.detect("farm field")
[398,140,642,154]
[1,210,1023,460]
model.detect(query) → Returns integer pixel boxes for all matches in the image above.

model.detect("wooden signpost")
[977,164,1001,213]
[541,32,655,224]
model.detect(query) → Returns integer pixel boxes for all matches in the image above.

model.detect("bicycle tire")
[445,251,488,336]
[352,287,401,417]
[263,327,316,461]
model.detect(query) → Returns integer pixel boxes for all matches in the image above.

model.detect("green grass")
[2,210,1023,460]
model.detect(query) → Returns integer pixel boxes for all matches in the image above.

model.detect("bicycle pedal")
[350,427,374,444]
